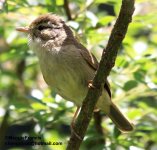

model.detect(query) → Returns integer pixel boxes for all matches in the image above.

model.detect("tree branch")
[93,111,106,144]
[63,0,72,20]
[66,0,135,149]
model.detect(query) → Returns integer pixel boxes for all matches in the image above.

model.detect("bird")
[16,14,133,132]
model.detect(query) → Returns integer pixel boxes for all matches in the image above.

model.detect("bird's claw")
[88,80,95,89]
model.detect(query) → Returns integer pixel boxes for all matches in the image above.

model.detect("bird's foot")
[88,80,95,89]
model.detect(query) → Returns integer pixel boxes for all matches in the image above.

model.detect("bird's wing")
[80,48,99,70]
[78,44,111,98]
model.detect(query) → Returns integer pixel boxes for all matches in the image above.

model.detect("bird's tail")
[108,103,134,132]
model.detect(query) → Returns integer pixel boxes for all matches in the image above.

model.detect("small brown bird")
[16,14,133,132]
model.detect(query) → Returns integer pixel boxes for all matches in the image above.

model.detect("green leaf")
[113,127,121,138]
[123,80,138,91]
[133,70,145,83]
[56,0,64,6]
[97,16,115,27]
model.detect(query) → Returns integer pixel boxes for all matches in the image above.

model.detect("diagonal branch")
[66,0,135,150]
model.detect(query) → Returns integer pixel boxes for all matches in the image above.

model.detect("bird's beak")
[16,27,30,33]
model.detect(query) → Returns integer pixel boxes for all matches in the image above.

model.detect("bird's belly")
[40,60,111,113]
[40,61,88,106]
[56,80,88,106]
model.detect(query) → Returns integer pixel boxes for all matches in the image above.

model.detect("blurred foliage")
[0,0,157,150]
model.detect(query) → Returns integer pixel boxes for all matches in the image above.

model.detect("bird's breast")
[37,45,93,106]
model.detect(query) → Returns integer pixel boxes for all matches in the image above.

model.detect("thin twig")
[64,0,72,20]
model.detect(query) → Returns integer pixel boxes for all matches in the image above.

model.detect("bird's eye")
[52,24,62,29]
[37,25,49,31]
